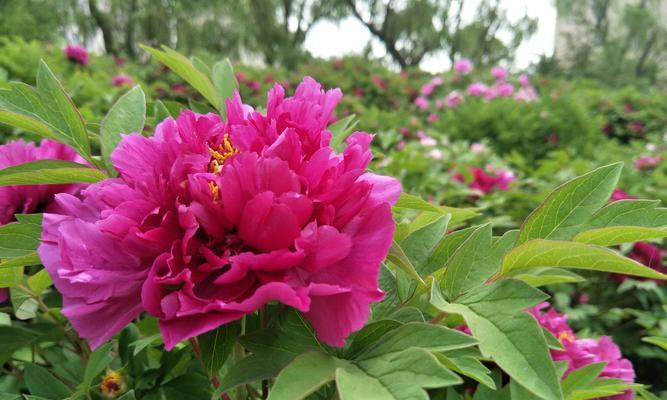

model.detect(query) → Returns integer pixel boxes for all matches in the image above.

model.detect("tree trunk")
[88,0,115,54]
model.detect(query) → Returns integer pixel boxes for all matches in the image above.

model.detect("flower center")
[208,133,238,173]
[558,331,575,343]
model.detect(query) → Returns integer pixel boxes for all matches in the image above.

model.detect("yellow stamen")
[208,181,220,200]
[208,133,238,173]
[558,331,575,343]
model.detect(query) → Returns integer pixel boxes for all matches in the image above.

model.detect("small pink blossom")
[467,82,487,97]
[496,82,514,97]
[420,136,437,147]
[514,87,538,102]
[445,90,463,108]
[371,75,386,90]
[353,87,364,98]
[414,96,430,110]
[113,56,125,66]
[518,73,530,87]
[247,80,261,92]
[470,143,487,153]
[171,83,186,94]
[427,113,439,124]
[455,166,516,194]
[453,58,473,75]
[63,45,90,65]
[396,141,406,150]
[483,87,497,101]
[491,66,508,81]
[633,155,661,170]
[111,74,135,87]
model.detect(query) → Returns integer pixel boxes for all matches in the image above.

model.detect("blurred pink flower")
[247,80,261,92]
[633,155,661,170]
[429,149,443,160]
[514,87,538,102]
[496,82,514,97]
[63,45,90,65]
[518,73,530,87]
[111,74,135,87]
[470,143,487,153]
[445,90,463,107]
[491,66,508,81]
[39,78,400,350]
[453,58,473,75]
[427,113,439,124]
[113,56,125,66]
[414,96,430,110]
[371,75,386,90]
[454,166,515,194]
[629,122,644,134]
[610,188,634,202]
[420,136,437,147]
[171,83,186,94]
[483,87,498,101]
[420,77,444,96]
[353,87,364,98]
[467,82,487,97]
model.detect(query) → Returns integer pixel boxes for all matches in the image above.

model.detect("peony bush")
[0,45,665,399]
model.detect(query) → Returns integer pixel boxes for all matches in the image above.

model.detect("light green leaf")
[0,160,106,186]
[400,214,450,276]
[27,269,52,295]
[329,115,359,149]
[197,323,239,377]
[441,224,494,300]
[357,322,477,361]
[431,283,562,400]
[573,226,667,246]
[588,199,667,228]
[10,288,38,320]
[100,86,146,172]
[337,348,461,400]
[141,45,220,110]
[386,241,426,287]
[268,351,347,400]
[642,336,667,351]
[393,193,479,226]
[154,100,172,122]
[0,263,22,288]
[435,353,495,390]
[0,252,41,269]
[212,58,235,114]
[423,226,477,277]
[456,279,548,313]
[561,362,605,398]
[501,239,667,280]
[508,267,585,287]
[345,320,402,359]
[0,110,56,139]
[518,163,623,244]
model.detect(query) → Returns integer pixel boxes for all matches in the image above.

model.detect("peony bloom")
[491,66,508,81]
[414,96,430,110]
[445,90,463,108]
[420,77,444,97]
[427,113,439,124]
[63,45,90,66]
[0,139,85,303]
[610,188,634,202]
[429,149,443,160]
[470,143,487,153]
[453,58,473,75]
[111,74,135,87]
[453,166,515,194]
[483,87,498,101]
[496,82,514,97]
[39,77,400,350]
[467,82,487,97]
[0,140,85,225]
[518,73,531,87]
[514,87,538,102]
[529,303,635,399]
[633,154,661,170]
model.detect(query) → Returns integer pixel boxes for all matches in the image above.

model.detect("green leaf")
[0,160,106,186]
[0,110,56,139]
[642,336,667,351]
[197,323,239,377]
[456,279,549,313]
[588,199,667,228]
[268,351,347,400]
[345,320,402,359]
[191,56,211,76]
[400,214,450,276]
[27,269,52,295]
[573,226,667,246]
[77,342,113,396]
[356,322,477,361]
[431,284,562,400]
[212,58,235,114]
[337,348,461,400]
[435,353,495,390]
[561,362,605,398]
[566,378,633,400]
[154,100,172,122]
[441,224,494,300]
[116,390,137,400]
[423,226,477,277]
[517,163,623,244]
[386,241,426,287]
[24,363,73,400]
[10,288,38,320]
[393,193,479,226]
[0,263,22,288]
[508,267,585,287]
[141,45,220,110]
[100,86,146,173]
[329,115,359,150]
[501,239,667,280]
[0,252,41,269]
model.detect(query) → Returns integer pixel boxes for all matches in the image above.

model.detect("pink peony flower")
[429,149,443,160]
[247,80,261,92]
[113,56,125,66]
[371,75,386,91]
[612,242,666,284]
[514,87,538,102]
[0,140,85,225]
[496,82,514,97]
[39,77,401,350]
[467,82,487,97]
[483,87,498,101]
[420,77,444,97]
[633,155,661,170]
[111,74,135,87]
[427,113,439,124]
[610,188,634,202]
[470,143,487,153]
[445,90,463,108]
[455,166,515,194]
[491,66,508,81]
[453,58,473,75]
[171,83,186,94]
[63,45,90,66]
[414,96,430,110]
[518,73,530,87]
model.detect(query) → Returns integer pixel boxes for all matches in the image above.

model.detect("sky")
[304,0,557,72]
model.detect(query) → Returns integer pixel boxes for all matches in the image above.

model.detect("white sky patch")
[305,0,557,73]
